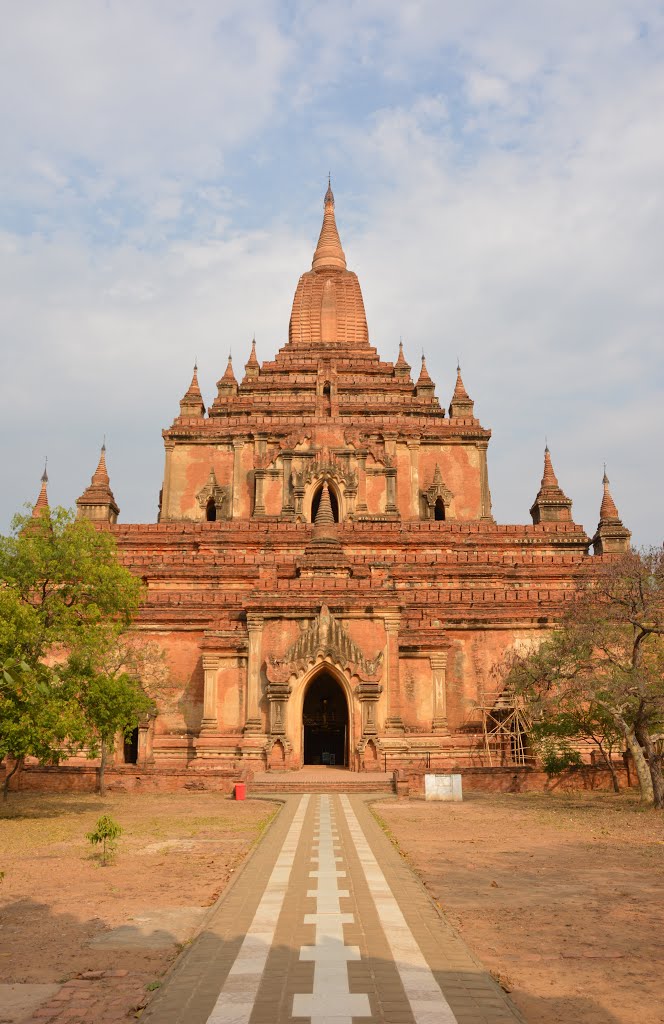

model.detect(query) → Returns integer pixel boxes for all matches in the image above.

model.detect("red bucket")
[234,782,246,801]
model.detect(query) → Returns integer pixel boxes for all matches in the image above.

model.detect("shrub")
[86,815,123,865]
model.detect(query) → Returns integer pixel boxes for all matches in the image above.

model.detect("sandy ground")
[374,791,664,1024]
[0,792,278,1019]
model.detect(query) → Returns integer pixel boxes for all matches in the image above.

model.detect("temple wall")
[166,444,234,518]
[145,630,205,737]
[418,444,482,520]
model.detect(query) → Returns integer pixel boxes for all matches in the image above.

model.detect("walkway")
[142,794,523,1024]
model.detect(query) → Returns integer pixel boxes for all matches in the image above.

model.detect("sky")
[1,1,662,546]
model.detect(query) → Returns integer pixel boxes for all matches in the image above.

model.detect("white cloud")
[0,1,662,545]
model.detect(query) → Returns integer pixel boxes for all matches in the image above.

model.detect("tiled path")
[142,794,524,1024]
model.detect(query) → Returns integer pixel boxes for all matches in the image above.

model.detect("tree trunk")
[635,723,664,810]
[621,725,654,804]
[596,740,620,793]
[2,757,23,801]
[97,740,108,797]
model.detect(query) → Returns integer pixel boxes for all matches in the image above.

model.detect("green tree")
[0,655,88,798]
[506,547,664,807]
[530,703,623,792]
[0,508,144,795]
[67,641,154,795]
[0,508,141,655]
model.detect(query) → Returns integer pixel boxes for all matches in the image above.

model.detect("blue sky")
[1,1,662,544]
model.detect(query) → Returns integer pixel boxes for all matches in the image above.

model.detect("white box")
[424,773,463,801]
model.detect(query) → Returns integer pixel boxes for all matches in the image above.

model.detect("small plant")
[86,815,123,865]
[538,737,583,777]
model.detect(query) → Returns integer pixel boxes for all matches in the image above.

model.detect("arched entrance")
[302,672,348,766]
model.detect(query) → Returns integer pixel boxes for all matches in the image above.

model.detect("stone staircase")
[249,767,394,795]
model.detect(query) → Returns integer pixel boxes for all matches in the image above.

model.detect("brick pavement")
[18,970,152,1024]
[140,794,525,1024]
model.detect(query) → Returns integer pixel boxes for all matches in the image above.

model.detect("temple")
[63,184,630,775]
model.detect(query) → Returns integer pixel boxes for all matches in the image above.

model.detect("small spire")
[221,354,237,383]
[395,339,409,367]
[592,466,630,554]
[312,180,346,272]
[541,446,559,489]
[32,461,50,517]
[180,362,205,416]
[244,336,260,377]
[76,443,120,523]
[529,446,572,524]
[448,363,475,418]
[314,481,335,527]
[599,468,621,522]
[91,443,110,486]
[452,364,470,401]
[416,354,434,386]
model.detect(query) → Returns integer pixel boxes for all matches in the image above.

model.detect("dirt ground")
[0,792,278,1021]
[374,791,664,1024]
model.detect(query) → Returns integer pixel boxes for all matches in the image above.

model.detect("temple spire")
[541,445,559,489]
[592,467,631,555]
[599,468,620,521]
[415,354,436,398]
[180,363,205,417]
[312,180,347,272]
[32,460,49,518]
[215,353,238,399]
[93,443,109,485]
[394,339,411,379]
[448,364,475,418]
[244,337,260,379]
[76,444,120,524]
[529,446,572,524]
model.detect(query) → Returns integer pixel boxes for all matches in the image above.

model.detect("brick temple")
[60,184,631,776]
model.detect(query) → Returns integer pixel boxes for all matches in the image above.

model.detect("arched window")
[124,727,139,764]
[311,482,340,523]
[206,497,217,522]
[434,497,445,521]
[322,381,332,416]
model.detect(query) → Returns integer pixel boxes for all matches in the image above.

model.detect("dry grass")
[0,791,278,855]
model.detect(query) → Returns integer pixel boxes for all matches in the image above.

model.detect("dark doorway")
[434,497,445,521]
[206,497,217,522]
[303,673,348,766]
[124,727,139,764]
[311,483,340,522]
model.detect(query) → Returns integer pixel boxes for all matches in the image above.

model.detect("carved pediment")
[291,451,357,493]
[423,464,453,511]
[197,468,231,518]
[266,606,383,684]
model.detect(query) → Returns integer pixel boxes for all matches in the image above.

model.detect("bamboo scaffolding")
[475,686,532,767]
